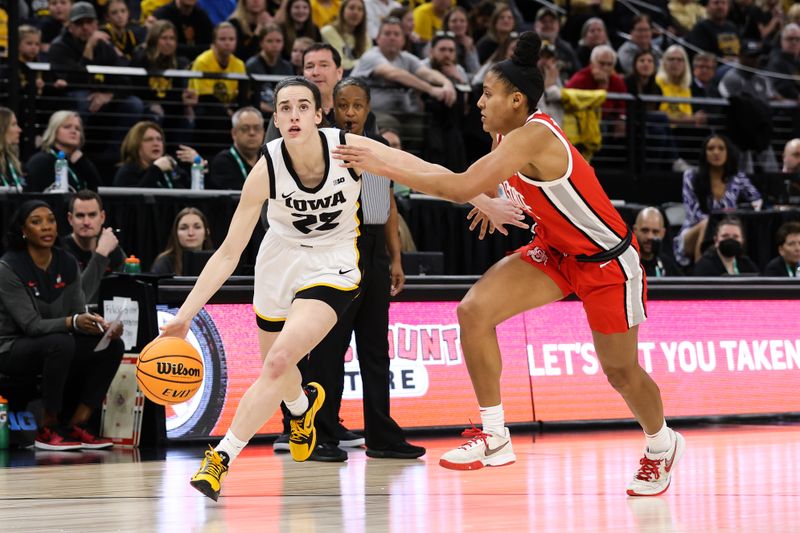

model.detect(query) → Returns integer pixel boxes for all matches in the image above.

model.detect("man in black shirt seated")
[764,221,800,277]
[207,107,264,190]
[633,207,683,278]
[61,190,126,304]
[692,216,760,276]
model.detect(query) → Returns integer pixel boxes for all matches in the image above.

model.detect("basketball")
[136,336,204,406]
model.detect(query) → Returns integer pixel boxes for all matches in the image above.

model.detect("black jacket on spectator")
[61,236,126,303]
[692,250,760,276]
[129,50,190,107]
[48,28,131,88]
[113,162,189,188]
[685,19,741,58]
[152,2,213,60]
[763,256,798,277]
[245,53,294,111]
[40,17,65,45]
[25,151,102,191]
[208,146,253,190]
[766,49,800,99]
[642,254,684,278]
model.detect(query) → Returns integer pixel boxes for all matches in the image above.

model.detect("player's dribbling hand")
[160,317,191,339]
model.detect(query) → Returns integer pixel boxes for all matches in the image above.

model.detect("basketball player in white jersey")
[161,77,366,501]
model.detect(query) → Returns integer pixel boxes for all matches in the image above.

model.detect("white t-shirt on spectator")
[351,47,425,113]
[365,0,402,41]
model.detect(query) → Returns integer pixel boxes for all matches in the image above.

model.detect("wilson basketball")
[136,337,203,406]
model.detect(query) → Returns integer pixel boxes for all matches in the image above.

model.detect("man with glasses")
[691,52,718,97]
[208,106,265,190]
[565,44,627,124]
[767,23,800,99]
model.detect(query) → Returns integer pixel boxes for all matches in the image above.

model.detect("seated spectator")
[536,41,564,126]
[289,35,314,74]
[0,108,24,191]
[575,17,610,68]
[380,126,410,196]
[40,0,72,50]
[565,45,626,127]
[113,121,193,188]
[766,24,800,100]
[413,0,449,43]
[533,7,579,82]
[350,18,456,114]
[280,0,322,59]
[472,31,518,86]
[668,0,707,36]
[151,207,214,275]
[388,6,425,57]
[686,0,740,60]
[17,25,47,98]
[633,207,684,277]
[740,0,781,42]
[62,190,126,304]
[656,45,706,128]
[130,20,198,133]
[321,0,372,73]
[246,24,294,115]
[442,6,480,76]
[25,111,102,192]
[617,15,663,76]
[153,0,213,59]
[101,0,146,59]
[208,106,264,189]
[422,31,469,85]
[365,0,401,42]
[0,200,124,450]
[476,3,516,64]
[228,0,275,60]
[311,0,341,28]
[48,3,145,157]
[763,221,800,277]
[673,134,762,265]
[782,138,800,173]
[690,52,718,98]
[692,216,760,276]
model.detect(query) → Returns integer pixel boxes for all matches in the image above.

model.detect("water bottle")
[0,395,9,450]
[123,255,142,274]
[54,151,69,193]
[191,156,204,191]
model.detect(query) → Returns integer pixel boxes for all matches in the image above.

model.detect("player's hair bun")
[512,31,542,68]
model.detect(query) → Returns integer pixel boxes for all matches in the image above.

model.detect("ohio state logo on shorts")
[527,246,548,265]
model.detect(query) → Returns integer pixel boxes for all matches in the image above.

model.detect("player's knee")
[263,348,293,380]
[603,365,638,392]
[456,297,483,327]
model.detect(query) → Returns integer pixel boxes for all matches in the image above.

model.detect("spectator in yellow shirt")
[189,21,246,104]
[655,44,705,127]
[312,0,341,28]
[412,0,452,43]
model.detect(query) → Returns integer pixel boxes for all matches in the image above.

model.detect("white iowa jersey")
[262,128,362,246]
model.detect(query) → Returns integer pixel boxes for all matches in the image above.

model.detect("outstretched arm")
[338,127,540,204]
[161,157,270,338]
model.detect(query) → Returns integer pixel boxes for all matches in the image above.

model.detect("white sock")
[480,404,505,436]
[215,429,248,464]
[284,389,309,417]
[645,420,672,454]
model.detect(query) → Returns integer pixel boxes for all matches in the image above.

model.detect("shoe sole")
[627,431,686,497]
[439,452,516,471]
[190,479,220,502]
[339,438,365,448]
[34,442,83,451]
[366,449,426,459]
[81,442,114,450]
[290,382,326,462]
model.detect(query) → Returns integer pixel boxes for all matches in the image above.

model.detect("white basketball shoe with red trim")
[439,425,516,471]
[627,429,685,496]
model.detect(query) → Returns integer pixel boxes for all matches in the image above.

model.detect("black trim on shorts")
[262,144,276,199]
[339,130,360,182]
[294,284,359,319]
[256,315,285,332]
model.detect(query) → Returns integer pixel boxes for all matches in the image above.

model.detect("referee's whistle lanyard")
[229,146,249,182]
[49,149,85,190]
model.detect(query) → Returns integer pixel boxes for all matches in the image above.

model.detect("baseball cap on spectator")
[536,7,559,22]
[740,39,763,57]
[69,2,97,22]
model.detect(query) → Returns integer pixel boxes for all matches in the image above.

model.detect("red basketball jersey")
[498,112,630,257]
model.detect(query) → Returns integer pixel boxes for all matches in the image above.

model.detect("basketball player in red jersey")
[334,31,684,496]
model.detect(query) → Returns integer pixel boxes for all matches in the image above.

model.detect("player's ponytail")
[490,31,544,113]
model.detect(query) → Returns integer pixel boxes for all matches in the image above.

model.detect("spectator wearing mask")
[61,190,126,304]
[152,0,214,59]
[113,121,193,188]
[763,221,800,277]
[151,207,214,275]
[208,106,265,189]
[692,216,760,276]
[633,207,684,277]
[0,200,124,450]
[674,134,762,265]
[25,111,102,192]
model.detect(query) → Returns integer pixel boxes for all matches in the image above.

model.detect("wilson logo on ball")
[156,362,201,377]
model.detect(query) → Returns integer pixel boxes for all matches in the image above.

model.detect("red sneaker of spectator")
[34,427,82,451]
[68,425,114,449]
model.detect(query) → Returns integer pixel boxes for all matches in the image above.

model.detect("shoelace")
[634,456,662,481]
[203,450,226,478]
[458,422,490,450]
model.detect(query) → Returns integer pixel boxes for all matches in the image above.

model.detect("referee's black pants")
[284,224,405,448]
